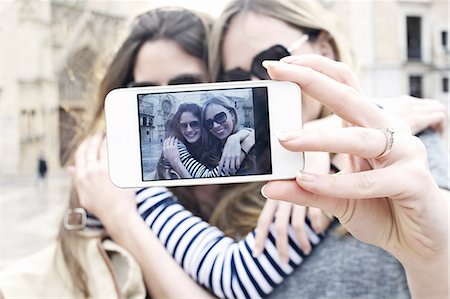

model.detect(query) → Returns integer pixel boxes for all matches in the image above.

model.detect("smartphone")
[105,80,303,188]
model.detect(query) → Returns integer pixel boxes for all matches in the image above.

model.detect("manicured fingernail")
[252,247,262,258]
[296,171,317,182]
[304,247,311,255]
[313,219,323,234]
[260,185,268,198]
[280,56,297,63]
[262,60,286,69]
[275,130,303,141]
[281,255,289,265]
[331,169,346,176]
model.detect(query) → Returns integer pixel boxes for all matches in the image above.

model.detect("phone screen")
[137,87,272,181]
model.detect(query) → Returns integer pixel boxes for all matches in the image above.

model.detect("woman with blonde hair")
[52,3,325,299]
[202,0,448,297]
[159,98,255,179]
[63,1,447,299]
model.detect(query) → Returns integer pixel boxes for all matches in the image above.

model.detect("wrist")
[103,209,141,237]
[173,160,185,171]
[403,252,448,298]
[398,188,449,298]
[99,204,137,232]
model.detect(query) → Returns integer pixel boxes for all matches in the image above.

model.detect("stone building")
[1,0,146,175]
[1,0,448,175]
[329,0,449,102]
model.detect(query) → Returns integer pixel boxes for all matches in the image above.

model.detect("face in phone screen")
[137,87,272,181]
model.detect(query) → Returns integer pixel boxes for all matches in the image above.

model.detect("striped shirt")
[87,187,323,298]
[178,143,223,177]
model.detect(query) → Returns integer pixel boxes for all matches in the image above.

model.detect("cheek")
[302,93,323,122]
[226,118,234,131]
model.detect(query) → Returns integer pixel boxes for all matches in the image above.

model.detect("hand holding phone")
[105,80,303,187]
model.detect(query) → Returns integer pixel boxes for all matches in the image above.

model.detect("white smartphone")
[105,80,303,188]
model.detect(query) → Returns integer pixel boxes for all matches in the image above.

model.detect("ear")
[314,31,336,60]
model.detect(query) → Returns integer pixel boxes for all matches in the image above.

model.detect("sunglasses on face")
[127,74,204,87]
[203,111,228,130]
[179,120,200,131]
[220,34,309,82]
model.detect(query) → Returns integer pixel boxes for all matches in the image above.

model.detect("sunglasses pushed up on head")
[220,34,309,82]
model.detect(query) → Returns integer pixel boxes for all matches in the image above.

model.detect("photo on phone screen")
[137,87,272,181]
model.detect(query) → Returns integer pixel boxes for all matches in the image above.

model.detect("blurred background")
[1,0,448,269]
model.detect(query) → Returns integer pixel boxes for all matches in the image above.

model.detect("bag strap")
[95,239,124,299]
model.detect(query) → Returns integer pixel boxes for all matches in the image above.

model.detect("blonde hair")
[209,0,353,120]
[207,0,353,238]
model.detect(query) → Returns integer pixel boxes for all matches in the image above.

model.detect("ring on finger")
[376,126,395,159]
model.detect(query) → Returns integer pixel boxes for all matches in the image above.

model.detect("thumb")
[261,179,346,220]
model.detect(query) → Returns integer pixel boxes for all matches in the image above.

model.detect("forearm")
[398,188,449,298]
[240,136,253,156]
[136,188,324,298]
[171,160,193,178]
[178,144,220,177]
[232,128,252,142]
[103,211,213,299]
[404,253,448,298]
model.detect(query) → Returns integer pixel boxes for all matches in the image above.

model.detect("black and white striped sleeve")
[177,143,222,178]
[136,187,324,299]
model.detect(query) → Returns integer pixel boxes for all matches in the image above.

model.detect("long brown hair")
[58,8,211,297]
[205,0,353,238]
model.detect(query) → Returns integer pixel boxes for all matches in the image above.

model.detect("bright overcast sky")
[146,0,232,17]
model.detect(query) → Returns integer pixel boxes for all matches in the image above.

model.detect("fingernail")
[303,246,311,255]
[313,219,323,234]
[252,247,262,258]
[281,255,289,265]
[274,130,303,141]
[260,185,268,198]
[262,60,286,69]
[296,171,317,182]
[331,169,346,176]
[280,56,297,63]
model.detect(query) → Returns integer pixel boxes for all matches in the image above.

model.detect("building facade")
[1,0,448,175]
[1,0,147,175]
[329,0,449,102]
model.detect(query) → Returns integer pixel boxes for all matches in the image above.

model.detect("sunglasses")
[203,111,228,130]
[179,120,200,131]
[220,34,309,82]
[127,74,204,87]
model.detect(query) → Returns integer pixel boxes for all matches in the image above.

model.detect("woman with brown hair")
[55,7,215,298]
[65,1,447,299]
[159,99,255,179]
[57,4,324,298]
[66,1,386,299]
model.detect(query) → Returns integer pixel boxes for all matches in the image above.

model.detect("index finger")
[281,54,363,93]
[263,59,389,128]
